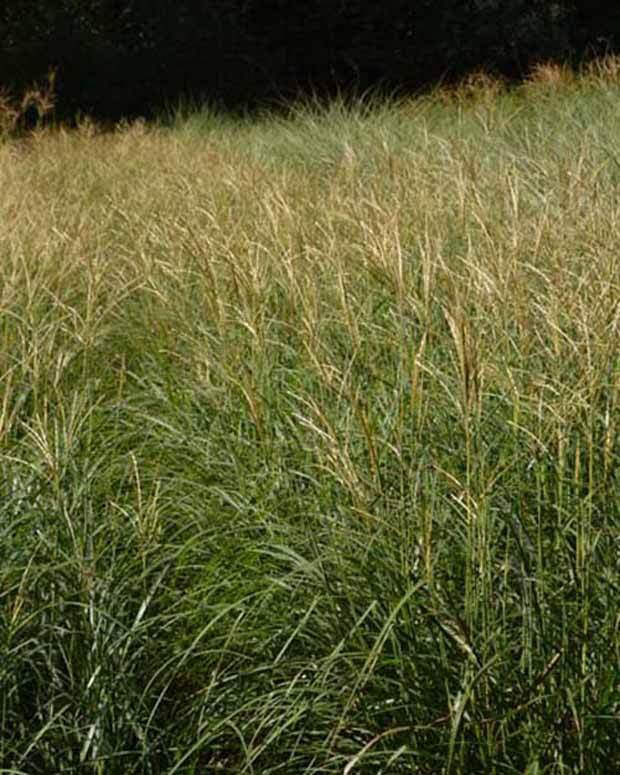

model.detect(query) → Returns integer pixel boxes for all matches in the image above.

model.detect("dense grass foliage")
[1,67,620,773]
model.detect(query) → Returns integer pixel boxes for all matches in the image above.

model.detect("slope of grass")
[1,67,620,773]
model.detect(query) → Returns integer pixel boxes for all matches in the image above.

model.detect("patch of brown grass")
[584,53,620,84]
[0,70,56,139]
[526,61,576,89]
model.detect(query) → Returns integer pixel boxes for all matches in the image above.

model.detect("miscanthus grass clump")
[1,63,620,773]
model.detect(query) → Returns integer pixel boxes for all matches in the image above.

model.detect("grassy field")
[1,63,620,773]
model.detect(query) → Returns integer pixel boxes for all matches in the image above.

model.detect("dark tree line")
[0,1,618,122]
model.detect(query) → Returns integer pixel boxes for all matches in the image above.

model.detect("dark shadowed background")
[1,0,618,122]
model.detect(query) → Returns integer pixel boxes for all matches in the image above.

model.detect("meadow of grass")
[1,62,620,773]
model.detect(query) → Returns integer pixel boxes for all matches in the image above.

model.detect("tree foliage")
[0,0,615,121]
